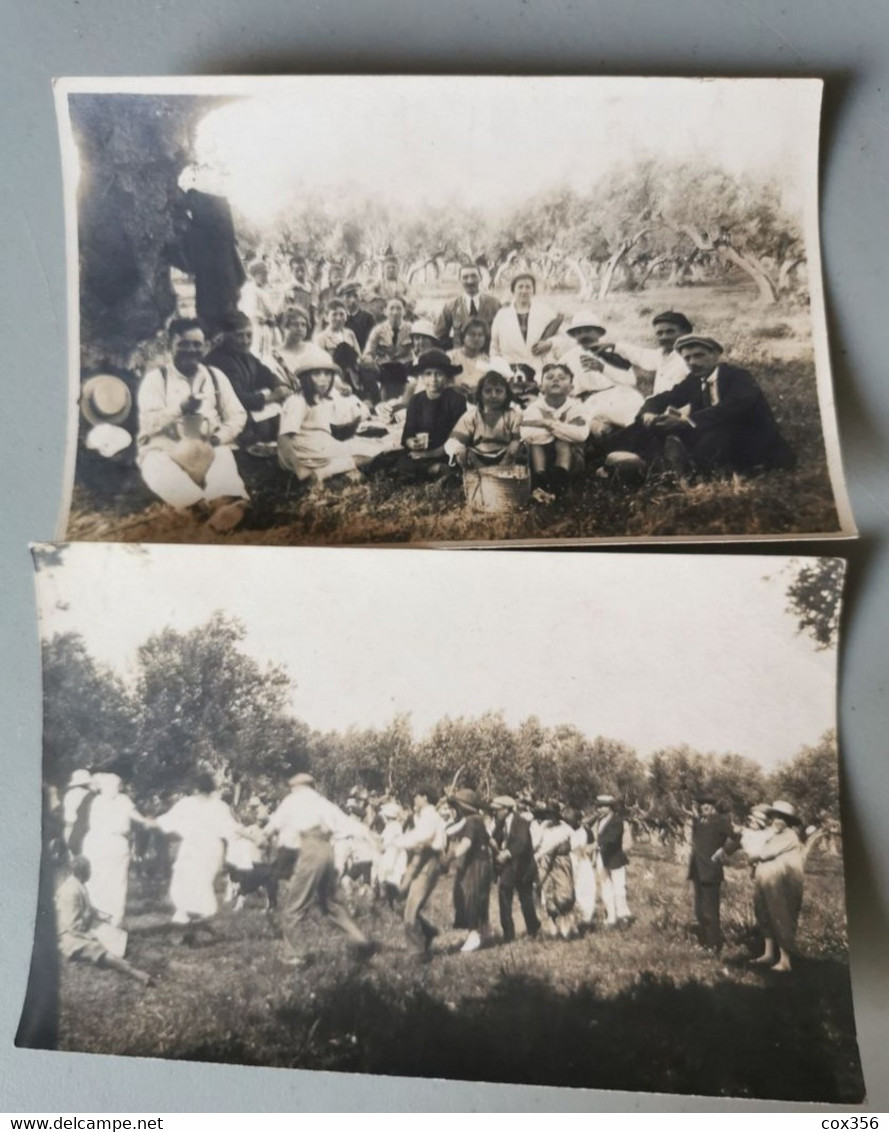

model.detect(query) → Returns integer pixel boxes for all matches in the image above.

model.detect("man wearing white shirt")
[613,310,692,396]
[397,784,447,956]
[264,773,375,963]
[557,312,644,433]
[137,318,249,530]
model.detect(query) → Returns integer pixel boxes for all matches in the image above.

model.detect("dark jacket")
[493,813,538,887]
[203,346,284,414]
[688,813,740,885]
[595,813,628,870]
[641,363,795,471]
[401,387,467,451]
[435,292,502,348]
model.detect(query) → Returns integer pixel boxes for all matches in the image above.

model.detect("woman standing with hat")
[448,789,494,953]
[747,800,806,972]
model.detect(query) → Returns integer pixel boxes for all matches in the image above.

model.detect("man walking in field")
[263,773,377,965]
[491,795,541,944]
[397,784,448,958]
[688,795,740,953]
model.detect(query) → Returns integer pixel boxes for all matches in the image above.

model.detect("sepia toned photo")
[20,545,864,1102]
[57,76,854,546]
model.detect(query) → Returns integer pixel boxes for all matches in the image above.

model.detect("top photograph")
[56,76,855,546]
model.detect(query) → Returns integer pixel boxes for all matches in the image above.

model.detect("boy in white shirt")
[520,363,589,503]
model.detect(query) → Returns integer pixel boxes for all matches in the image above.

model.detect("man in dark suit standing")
[606,334,795,478]
[592,795,633,928]
[688,796,741,952]
[435,264,501,349]
[490,795,540,943]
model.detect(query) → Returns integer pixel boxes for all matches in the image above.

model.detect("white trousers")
[596,861,630,923]
[140,447,248,509]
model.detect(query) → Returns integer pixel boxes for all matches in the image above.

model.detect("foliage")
[769,730,841,825]
[41,633,139,787]
[785,559,845,650]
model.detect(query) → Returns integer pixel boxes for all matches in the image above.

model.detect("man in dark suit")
[688,796,741,952]
[592,795,632,927]
[605,334,795,478]
[340,282,376,353]
[203,311,288,444]
[490,795,540,943]
[435,264,501,349]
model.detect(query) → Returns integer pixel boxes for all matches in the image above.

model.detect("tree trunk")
[597,229,648,301]
[718,245,778,304]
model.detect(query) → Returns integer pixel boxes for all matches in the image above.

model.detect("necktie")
[701,378,712,407]
[469,299,477,317]
[392,327,399,355]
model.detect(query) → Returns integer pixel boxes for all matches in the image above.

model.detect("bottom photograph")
[19,544,864,1103]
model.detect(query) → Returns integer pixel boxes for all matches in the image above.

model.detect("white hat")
[768,799,800,823]
[69,769,92,788]
[85,423,132,458]
[566,311,607,335]
[288,344,342,379]
[596,794,617,806]
[410,318,438,340]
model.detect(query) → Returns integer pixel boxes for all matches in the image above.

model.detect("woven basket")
[463,464,531,513]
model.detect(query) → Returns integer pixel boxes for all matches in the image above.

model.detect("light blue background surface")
[1,0,887,1111]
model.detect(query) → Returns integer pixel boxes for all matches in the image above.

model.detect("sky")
[179,76,820,223]
[33,544,839,771]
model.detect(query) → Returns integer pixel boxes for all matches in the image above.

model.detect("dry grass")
[67,284,841,545]
[53,845,864,1102]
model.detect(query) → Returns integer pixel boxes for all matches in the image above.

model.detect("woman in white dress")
[489,273,561,378]
[81,772,153,928]
[566,809,598,931]
[239,261,284,359]
[268,306,315,389]
[156,772,239,932]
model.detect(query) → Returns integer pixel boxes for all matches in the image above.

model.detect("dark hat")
[337,281,362,297]
[653,311,693,333]
[219,310,252,332]
[450,788,483,814]
[675,334,723,354]
[383,245,397,260]
[332,342,360,371]
[696,794,718,807]
[411,349,462,378]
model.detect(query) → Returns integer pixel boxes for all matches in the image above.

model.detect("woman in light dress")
[447,318,491,401]
[81,772,153,928]
[534,802,577,940]
[566,809,597,932]
[269,306,315,388]
[489,273,561,377]
[746,800,806,973]
[239,261,284,359]
[156,771,239,936]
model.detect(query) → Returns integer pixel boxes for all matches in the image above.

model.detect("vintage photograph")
[58,76,854,546]
[20,544,864,1102]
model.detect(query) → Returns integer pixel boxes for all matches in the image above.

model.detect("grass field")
[55,844,864,1102]
[67,283,841,545]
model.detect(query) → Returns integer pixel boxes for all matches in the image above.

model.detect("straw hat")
[566,311,607,335]
[288,344,342,379]
[80,375,132,427]
[768,799,801,824]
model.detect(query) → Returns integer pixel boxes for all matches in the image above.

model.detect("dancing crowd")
[54,766,812,986]
[80,252,796,530]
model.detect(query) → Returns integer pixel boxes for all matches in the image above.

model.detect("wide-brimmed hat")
[288,772,316,789]
[69,769,93,789]
[410,318,439,341]
[288,344,342,379]
[410,349,462,378]
[675,334,723,354]
[450,788,483,814]
[491,795,515,811]
[85,423,132,458]
[768,799,801,824]
[652,310,693,333]
[80,374,133,427]
[566,311,607,335]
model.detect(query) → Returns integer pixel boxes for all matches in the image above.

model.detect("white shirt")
[138,362,247,449]
[266,786,353,848]
[616,342,690,395]
[398,804,447,854]
[557,345,638,396]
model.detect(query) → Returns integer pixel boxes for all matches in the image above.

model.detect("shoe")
[206,498,248,533]
[531,487,556,505]
[460,931,482,953]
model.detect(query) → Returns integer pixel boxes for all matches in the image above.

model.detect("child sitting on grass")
[56,856,153,985]
[520,362,589,503]
[393,349,467,483]
[444,369,524,469]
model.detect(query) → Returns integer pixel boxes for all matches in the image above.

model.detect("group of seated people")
[80,258,796,530]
